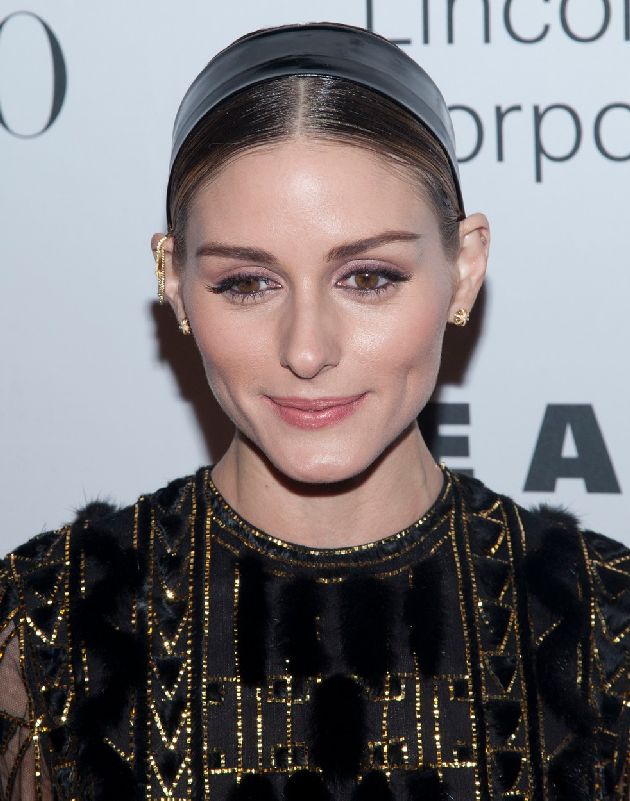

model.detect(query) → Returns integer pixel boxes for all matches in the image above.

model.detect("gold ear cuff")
[153,235,169,304]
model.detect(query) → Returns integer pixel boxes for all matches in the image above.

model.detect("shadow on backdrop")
[151,302,234,462]
[151,282,487,464]
[419,283,487,457]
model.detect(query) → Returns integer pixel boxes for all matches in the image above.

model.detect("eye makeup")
[337,265,412,296]
[205,264,412,304]
[206,273,281,303]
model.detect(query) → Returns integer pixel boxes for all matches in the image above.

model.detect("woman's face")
[163,139,488,484]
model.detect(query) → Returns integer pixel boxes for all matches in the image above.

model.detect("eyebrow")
[195,230,422,265]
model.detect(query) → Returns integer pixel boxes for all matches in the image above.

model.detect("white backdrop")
[1,0,628,552]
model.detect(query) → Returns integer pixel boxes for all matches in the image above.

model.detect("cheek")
[194,319,268,391]
[349,292,449,380]
[185,303,277,432]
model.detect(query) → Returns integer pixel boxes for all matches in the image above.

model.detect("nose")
[278,290,342,379]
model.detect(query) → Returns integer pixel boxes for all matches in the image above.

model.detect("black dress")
[1,466,628,801]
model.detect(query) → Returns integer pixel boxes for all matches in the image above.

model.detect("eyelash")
[206,267,411,304]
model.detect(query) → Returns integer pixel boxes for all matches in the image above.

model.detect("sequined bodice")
[1,468,628,801]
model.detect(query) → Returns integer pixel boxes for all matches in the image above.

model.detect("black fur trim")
[43,687,68,720]
[30,602,57,634]
[456,473,494,512]
[480,604,512,651]
[525,526,584,626]
[155,655,184,689]
[157,512,188,550]
[74,602,144,681]
[595,627,627,681]
[228,774,277,801]
[487,654,516,692]
[340,574,394,691]
[524,517,602,747]
[601,693,623,726]
[68,510,148,801]
[475,557,509,598]
[406,768,448,801]
[162,695,186,739]
[24,564,60,596]
[153,476,190,510]
[547,736,595,801]
[603,589,630,637]
[77,740,139,800]
[47,724,69,756]
[351,770,394,800]
[596,562,630,598]
[154,593,187,640]
[277,576,327,680]
[535,622,597,736]
[157,548,185,585]
[12,530,59,560]
[485,699,522,741]
[404,557,444,677]
[71,530,145,675]
[493,751,522,791]
[310,674,366,780]
[469,516,505,556]
[74,500,119,524]
[236,555,269,686]
[612,713,629,792]
[585,529,630,562]
[53,765,74,796]
[158,750,182,785]
[284,771,331,801]
[529,504,581,531]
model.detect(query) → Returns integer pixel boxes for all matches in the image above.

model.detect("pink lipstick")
[265,394,367,429]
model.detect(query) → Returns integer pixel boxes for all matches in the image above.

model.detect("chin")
[265,441,377,487]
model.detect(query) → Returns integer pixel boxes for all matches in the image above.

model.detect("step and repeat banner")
[1,0,628,551]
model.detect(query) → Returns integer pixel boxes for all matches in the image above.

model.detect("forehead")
[186,139,437,244]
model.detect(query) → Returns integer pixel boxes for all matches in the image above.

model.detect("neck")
[210,424,444,548]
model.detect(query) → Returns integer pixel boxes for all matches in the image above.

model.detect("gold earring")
[452,308,470,326]
[179,317,191,335]
[154,234,169,304]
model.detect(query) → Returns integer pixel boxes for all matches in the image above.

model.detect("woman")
[0,21,627,801]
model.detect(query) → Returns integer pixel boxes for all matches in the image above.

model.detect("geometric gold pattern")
[1,468,628,801]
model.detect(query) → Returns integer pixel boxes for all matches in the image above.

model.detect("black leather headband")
[167,22,463,223]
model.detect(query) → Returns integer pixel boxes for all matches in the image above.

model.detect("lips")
[264,393,367,429]
[267,395,365,411]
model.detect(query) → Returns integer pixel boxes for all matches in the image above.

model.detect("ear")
[448,212,490,323]
[150,232,186,323]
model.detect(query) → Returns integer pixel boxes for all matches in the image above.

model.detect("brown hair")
[168,75,464,263]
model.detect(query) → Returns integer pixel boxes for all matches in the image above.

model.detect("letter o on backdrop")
[0,11,67,137]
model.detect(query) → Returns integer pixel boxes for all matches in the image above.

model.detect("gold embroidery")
[233,561,244,779]
[203,490,213,798]
[449,508,480,800]
[414,656,423,767]
[2,468,627,800]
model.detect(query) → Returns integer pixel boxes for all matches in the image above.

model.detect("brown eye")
[337,267,410,297]
[235,277,263,294]
[354,271,380,290]
[208,273,280,302]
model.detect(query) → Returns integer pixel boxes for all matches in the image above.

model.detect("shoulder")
[2,470,199,558]
[0,470,200,624]
[452,469,630,672]
[454,469,629,791]
[453,468,630,674]
[452,468,630,563]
